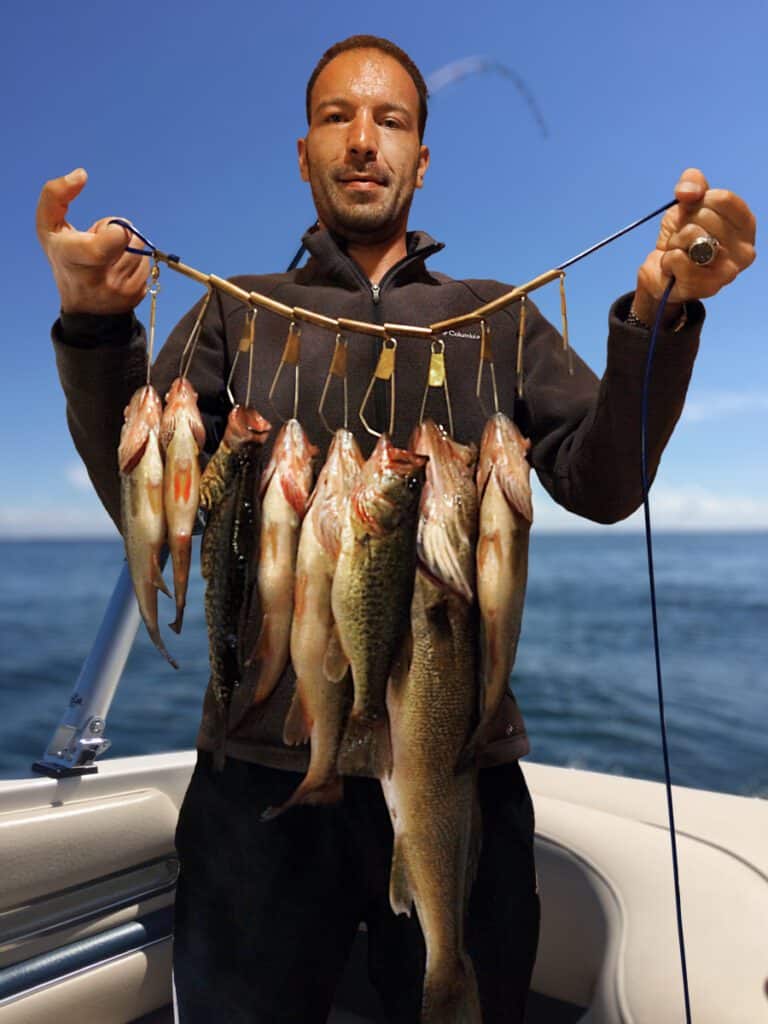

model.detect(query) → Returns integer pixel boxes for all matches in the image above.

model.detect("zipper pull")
[371,283,381,304]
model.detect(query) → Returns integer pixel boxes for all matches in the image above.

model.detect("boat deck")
[133,929,584,1023]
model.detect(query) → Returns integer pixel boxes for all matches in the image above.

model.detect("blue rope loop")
[642,275,693,1024]
[106,218,181,263]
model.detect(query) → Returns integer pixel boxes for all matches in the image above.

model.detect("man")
[37,34,755,1024]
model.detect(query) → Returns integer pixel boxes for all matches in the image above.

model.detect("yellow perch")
[160,377,206,634]
[464,412,532,761]
[118,384,177,669]
[244,418,316,706]
[262,429,364,819]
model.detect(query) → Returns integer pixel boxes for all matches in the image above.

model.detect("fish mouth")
[227,406,272,446]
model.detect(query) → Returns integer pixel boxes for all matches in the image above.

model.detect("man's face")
[298,48,430,244]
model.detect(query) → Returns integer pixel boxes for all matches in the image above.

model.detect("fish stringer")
[226,307,258,408]
[475,318,500,417]
[268,319,301,422]
[418,337,454,437]
[179,285,214,380]
[359,336,397,438]
[318,333,350,434]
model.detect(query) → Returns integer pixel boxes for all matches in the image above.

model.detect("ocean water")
[0,533,765,796]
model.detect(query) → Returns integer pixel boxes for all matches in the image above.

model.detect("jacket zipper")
[342,245,442,435]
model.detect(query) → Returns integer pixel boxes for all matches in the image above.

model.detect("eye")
[325,112,344,123]
[382,117,401,129]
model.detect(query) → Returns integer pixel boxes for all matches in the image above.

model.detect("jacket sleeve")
[521,292,703,524]
[52,291,231,532]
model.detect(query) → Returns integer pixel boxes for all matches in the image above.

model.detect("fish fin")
[144,622,179,670]
[280,473,312,518]
[323,625,349,683]
[389,834,413,917]
[244,613,269,669]
[496,465,534,524]
[150,552,172,598]
[283,687,312,746]
[261,776,344,822]
[337,713,392,779]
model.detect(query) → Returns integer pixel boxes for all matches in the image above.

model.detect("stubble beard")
[306,157,418,245]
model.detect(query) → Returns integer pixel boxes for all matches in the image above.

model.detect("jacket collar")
[299,224,444,290]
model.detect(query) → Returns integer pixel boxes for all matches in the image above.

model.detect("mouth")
[336,172,388,191]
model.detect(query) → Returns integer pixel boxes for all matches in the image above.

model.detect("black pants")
[173,752,540,1023]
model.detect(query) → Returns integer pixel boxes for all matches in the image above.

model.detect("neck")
[346,234,408,285]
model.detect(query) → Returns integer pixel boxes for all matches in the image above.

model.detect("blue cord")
[641,276,693,1024]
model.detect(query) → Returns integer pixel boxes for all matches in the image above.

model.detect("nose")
[346,109,378,162]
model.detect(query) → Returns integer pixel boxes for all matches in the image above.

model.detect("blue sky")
[2,0,765,535]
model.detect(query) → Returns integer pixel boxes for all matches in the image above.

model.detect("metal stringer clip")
[226,306,258,407]
[318,333,349,434]
[559,272,575,375]
[268,319,302,422]
[419,337,454,437]
[359,336,397,438]
[146,260,161,384]
[179,286,214,380]
[476,319,500,417]
[516,295,527,398]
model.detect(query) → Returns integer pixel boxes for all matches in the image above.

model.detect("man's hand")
[632,168,756,325]
[36,169,150,315]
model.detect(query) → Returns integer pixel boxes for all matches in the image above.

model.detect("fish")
[462,412,532,763]
[118,384,177,669]
[333,433,427,778]
[198,405,271,765]
[242,418,317,707]
[261,429,364,820]
[160,377,206,634]
[381,419,482,1024]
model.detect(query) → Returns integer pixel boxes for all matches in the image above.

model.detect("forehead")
[311,48,420,113]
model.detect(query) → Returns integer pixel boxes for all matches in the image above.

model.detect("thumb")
[36,168,89,240]
[675,167,708,207]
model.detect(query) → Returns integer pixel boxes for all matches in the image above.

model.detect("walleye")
[381,420,481,1024]
[334,433,427,778]
[243,418,316,707]
[119,384,177,669]
[160,377,206,634]
[199,405,271,765]
[463,412,532,761]
[262,429,364,820]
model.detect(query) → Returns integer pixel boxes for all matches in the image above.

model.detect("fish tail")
[282,687,312,745]
[388,834,414,917]
[260,776,344,822]
[146,622,179,670]
[168,535,192,634]
[337,711,392,778]
[150,551,172,598]
[422,954,482,1024]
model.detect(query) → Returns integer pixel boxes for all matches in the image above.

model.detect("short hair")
[306,35,428,141]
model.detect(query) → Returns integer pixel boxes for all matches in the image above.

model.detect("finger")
[666,215,742,257]
[36,168,88,242]
[674,167,708,206]
[698,189,756,239]
[660,248,742,300]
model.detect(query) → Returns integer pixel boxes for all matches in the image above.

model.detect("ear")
[297,137,310,183]
[415,145,430,189]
